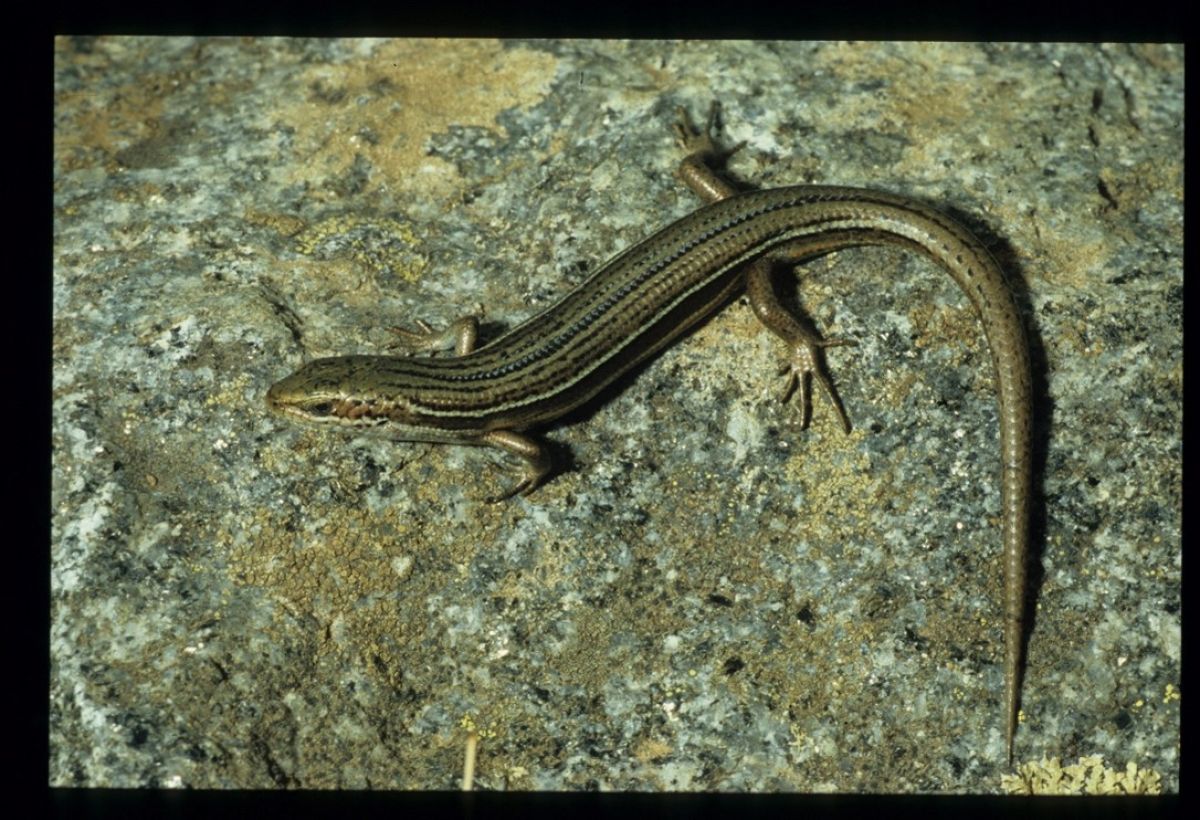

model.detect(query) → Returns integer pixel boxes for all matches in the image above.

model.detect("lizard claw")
[386,319,436,352]
[673,102,745,162]
[778,337,856,433]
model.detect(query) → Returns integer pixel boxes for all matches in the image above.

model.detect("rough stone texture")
[53,38,1180,792]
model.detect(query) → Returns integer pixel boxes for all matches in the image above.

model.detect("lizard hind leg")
[744,253,856,434]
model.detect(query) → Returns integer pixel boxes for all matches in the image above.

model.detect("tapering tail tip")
[1006,708,1016,766]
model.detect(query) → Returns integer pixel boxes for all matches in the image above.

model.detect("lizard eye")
[308,402,334,416]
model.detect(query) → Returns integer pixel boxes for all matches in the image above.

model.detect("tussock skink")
[267,105,1033,763]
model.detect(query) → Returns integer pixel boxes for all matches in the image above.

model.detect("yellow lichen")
[459,714,499,741]
[1001,755,1163,795]
[293,214,428,283]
